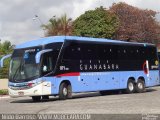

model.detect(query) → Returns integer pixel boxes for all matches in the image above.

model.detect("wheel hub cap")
[138,83,143,89]
[63,87,68,96]
[129,83,134,91]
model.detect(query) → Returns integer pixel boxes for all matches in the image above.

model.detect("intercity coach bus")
[0,36,159,101]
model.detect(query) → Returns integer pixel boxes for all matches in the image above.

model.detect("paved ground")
[1,86,160,114]
[0,87,160,119]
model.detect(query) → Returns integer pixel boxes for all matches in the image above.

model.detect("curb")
[0,95,10,99]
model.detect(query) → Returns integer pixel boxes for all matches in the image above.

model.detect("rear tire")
[135,79,145,93]
[59,82,72,100]
[125,79,135,94]
[32,96,41,102]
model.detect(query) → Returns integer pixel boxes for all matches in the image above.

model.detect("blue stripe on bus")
[43,70,159,94]
[8,70,159,95]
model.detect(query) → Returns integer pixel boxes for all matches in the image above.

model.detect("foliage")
[0,89,8,95]
[0,58,10,78]
[43,3,160,44]
[0,41,13,55]
[0,41,14,79]
[73,7,119,39]
[110,2,160,44]
[42,14,72,36]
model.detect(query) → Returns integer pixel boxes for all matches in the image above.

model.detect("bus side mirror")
[0,54,11,68]
[35,49,52,64]
[43,65,47,72]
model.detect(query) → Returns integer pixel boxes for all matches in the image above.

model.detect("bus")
[0,36,159,101]
[158,52,160,61]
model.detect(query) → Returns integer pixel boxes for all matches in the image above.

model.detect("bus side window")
[41,52,53,76]
[147,47,157,60]
[126,46,137,61]
[97,44,118,60]
[118,46,127,61]
[81,43,97,60]
[63,42,82,60]
[97,44,110,60]
[109,45,118,60]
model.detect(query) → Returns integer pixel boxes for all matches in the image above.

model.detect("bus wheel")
[32,96,41,102]
[126,79,135,94]
[67,84,72,99]
[59,82,72,100]
[135,79,145,93]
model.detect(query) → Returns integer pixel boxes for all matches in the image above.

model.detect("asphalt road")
[0,87,160,119]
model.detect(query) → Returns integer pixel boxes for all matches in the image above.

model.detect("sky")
[0,0,160,45]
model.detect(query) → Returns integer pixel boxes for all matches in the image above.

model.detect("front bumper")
[9,82,51,97]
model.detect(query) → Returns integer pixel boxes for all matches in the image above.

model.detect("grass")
[0,89,8,95]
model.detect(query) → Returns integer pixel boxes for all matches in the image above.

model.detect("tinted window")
[41,50,59,76]
[81,43,97,60]
[63,42,82,60]
[147,46,157,60]
[97,44,119,60]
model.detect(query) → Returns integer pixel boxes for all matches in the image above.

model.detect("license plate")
[18,91,24,96]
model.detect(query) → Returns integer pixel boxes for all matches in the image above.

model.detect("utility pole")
[33,15,45,35]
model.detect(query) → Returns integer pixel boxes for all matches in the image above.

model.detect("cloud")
[0,0,160,45]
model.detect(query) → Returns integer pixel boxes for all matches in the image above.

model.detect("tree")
[42,14,72,36]
[0,41,14,79]
[73,6,119,39]
[0,41,13,55]
[110,2,160,44]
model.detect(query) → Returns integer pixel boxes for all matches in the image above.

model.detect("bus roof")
[15,36,154,49]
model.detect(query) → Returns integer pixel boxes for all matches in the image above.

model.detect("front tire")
[126,79,135,94]
[59,82,72,100]
[135,79,145,93]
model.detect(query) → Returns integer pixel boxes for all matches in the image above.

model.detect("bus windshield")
[9,49,40,82]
